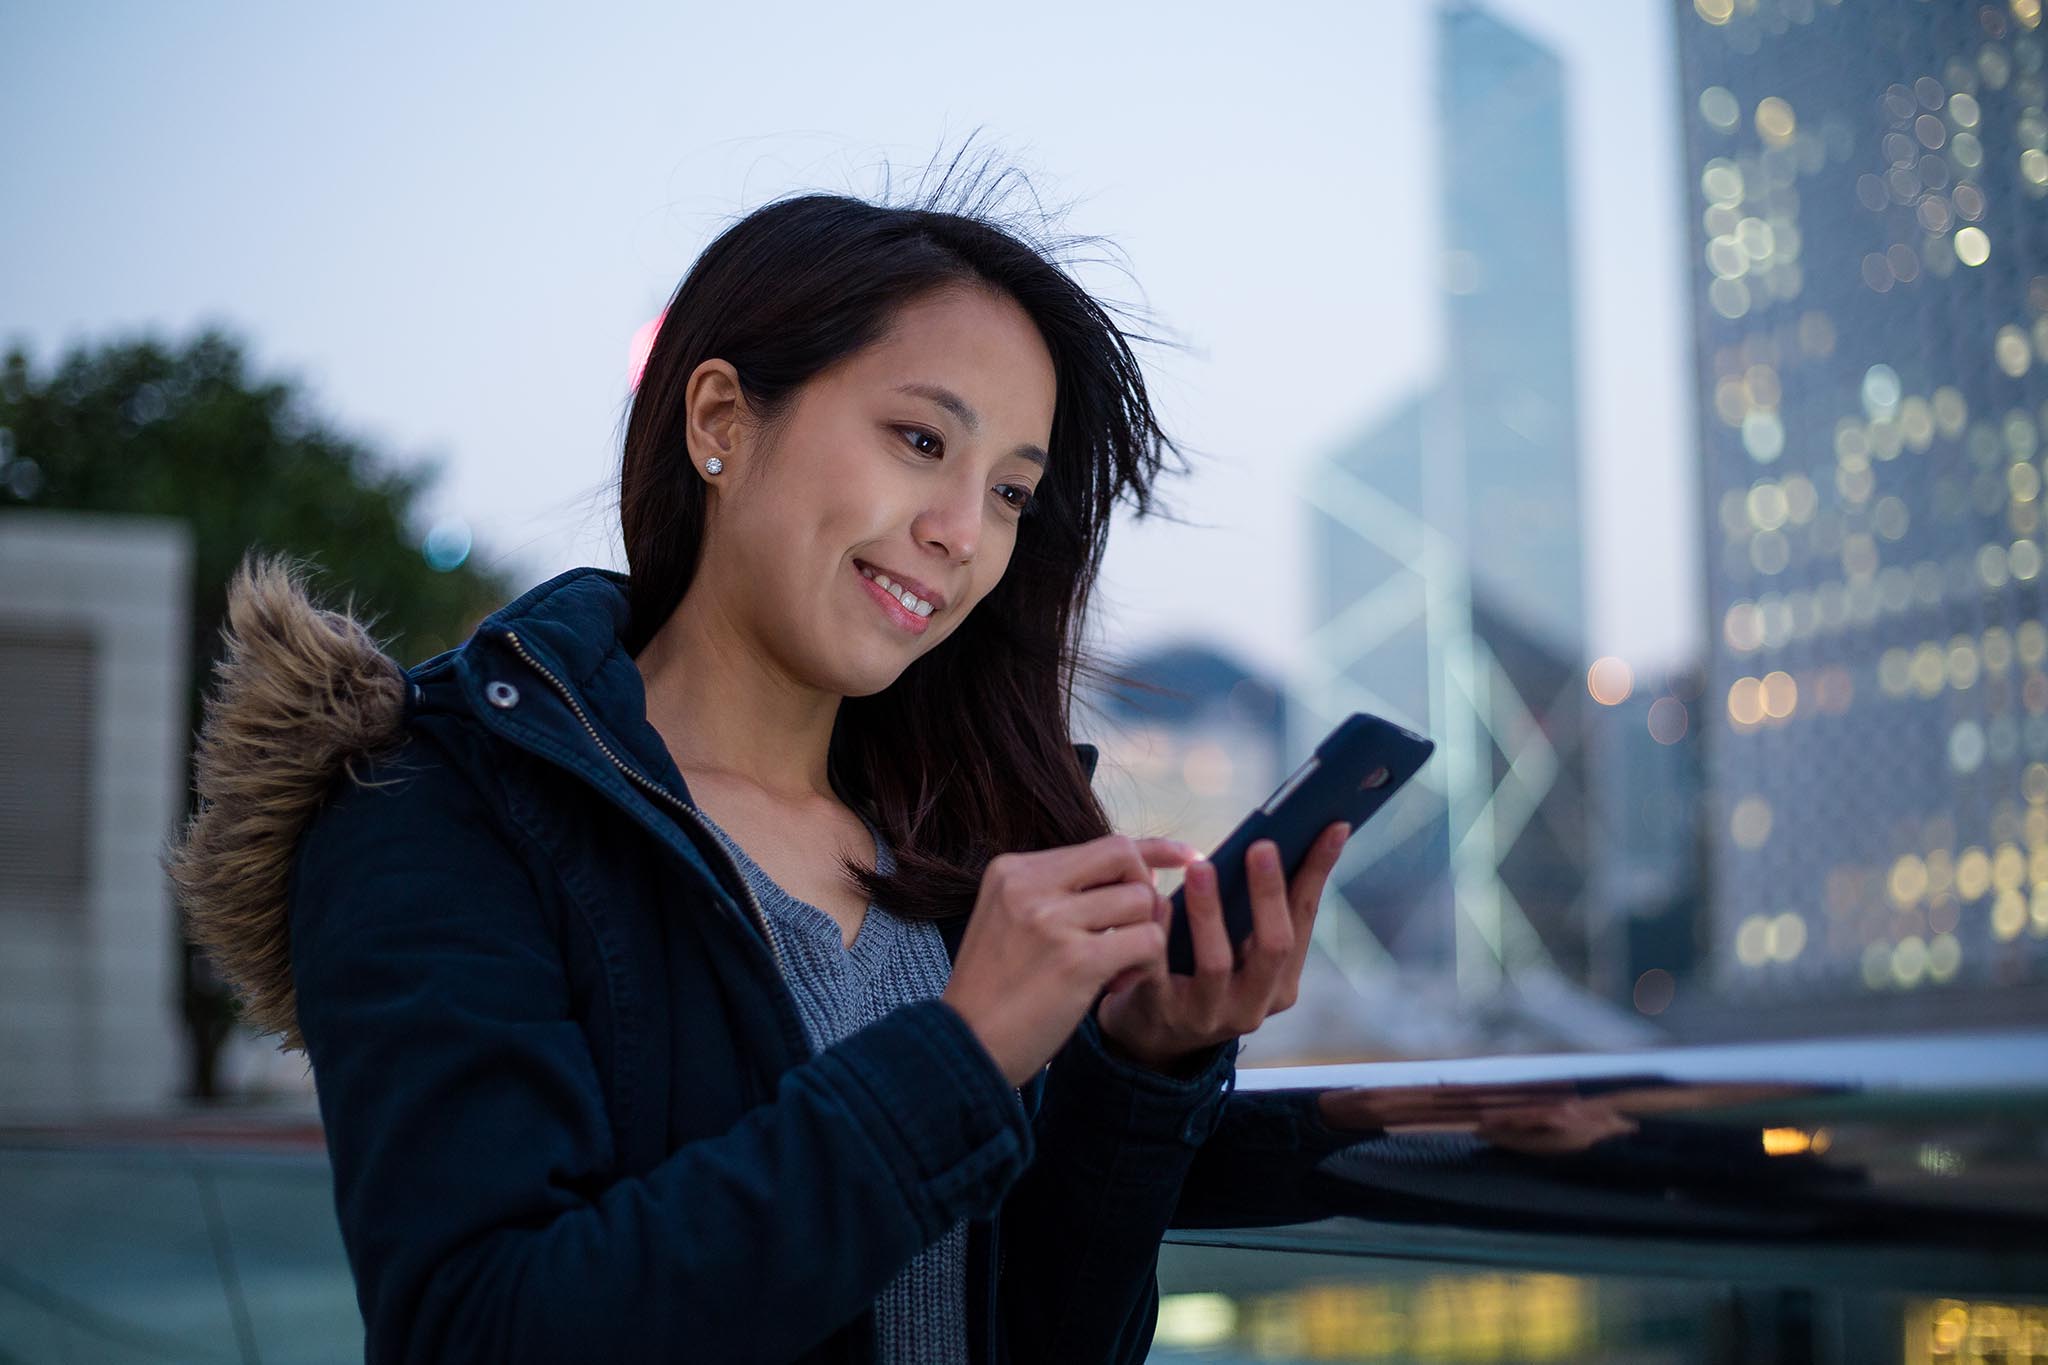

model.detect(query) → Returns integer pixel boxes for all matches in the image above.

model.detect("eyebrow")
[893,382,1048,468]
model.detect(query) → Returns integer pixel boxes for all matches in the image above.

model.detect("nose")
[911,467,982,565]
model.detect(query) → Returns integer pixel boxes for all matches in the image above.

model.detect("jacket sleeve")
[995,1009,1238,1363]
[1171,1088,1368,1229]
[289,736,1033,1365]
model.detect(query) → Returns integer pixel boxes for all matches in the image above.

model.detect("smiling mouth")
[854,561,939,617]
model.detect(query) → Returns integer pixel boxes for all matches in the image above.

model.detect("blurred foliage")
[0,326,518,704]
[0,325,520,1097]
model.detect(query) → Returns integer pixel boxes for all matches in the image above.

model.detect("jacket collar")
[425,564,694,805]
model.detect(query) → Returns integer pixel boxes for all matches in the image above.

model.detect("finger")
[1091,918,1167,982]
[1289,823,1350,920]
[1069,879,1162,931]
[1183,855,1234,987]
[1102,903,1169,999]
[1242,838,1294,992]
[1057,833,1199,892]
[1278,823,1347,990]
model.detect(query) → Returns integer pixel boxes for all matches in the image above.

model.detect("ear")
[682,358,745,478]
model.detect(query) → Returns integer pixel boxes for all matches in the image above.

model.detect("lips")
[854,561,934,635]
[852,559,948,611]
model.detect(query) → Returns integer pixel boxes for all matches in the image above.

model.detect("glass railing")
[1156,1027,2048,1361]
[5,1028,2044,1361]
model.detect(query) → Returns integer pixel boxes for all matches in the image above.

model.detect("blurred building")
[1079,643,1288,860]
[0,511,191,1119]
[1676,0,2048,1034]
[1297,2,1610,1027]
[1584,659,1709,1023]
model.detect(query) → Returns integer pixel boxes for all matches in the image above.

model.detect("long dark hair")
[618,145,1191,921]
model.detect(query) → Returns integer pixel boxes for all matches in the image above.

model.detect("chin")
[837,635,946,699]
[827,651,915,700]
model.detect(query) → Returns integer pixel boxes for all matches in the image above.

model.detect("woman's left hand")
[1094,821,1350,1075]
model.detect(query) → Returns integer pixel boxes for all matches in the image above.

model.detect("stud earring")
[704,457,724,475]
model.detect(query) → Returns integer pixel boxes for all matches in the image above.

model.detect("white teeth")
[859,564,933,616]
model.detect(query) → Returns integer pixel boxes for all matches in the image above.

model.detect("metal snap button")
[484,680,520,709]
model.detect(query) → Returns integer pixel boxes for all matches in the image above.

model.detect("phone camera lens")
[1361,766,1389,789]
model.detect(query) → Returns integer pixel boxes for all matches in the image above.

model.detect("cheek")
[960,537,1019,615]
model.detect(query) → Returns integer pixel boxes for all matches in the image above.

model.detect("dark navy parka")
[282,565,1268,1364]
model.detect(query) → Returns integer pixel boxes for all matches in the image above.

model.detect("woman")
[167,172,1347,1364]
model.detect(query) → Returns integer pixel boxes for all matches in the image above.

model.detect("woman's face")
[684,284,1058,697]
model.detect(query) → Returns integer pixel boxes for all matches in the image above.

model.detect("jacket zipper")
[497,629,784,979]
[994,1210,1008,1365]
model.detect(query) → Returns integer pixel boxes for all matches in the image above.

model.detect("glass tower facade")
[1298,3,1595,1000]
[1677,0,2048,1026]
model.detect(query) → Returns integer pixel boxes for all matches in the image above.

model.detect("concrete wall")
[0,510,192,1119]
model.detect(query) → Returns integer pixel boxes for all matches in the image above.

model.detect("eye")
[896,425,943,458]
[996,483,1036,514]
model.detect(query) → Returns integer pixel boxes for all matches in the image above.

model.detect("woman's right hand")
[941,834,1198,1087]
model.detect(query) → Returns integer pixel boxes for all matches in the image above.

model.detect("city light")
[1587,656,1633,706]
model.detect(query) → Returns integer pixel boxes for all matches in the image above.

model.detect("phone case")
[1164,712,1436,975]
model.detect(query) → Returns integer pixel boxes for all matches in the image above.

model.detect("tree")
[0,325,522,1102]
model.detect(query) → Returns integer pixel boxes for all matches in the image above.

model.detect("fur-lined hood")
[163,553,419,1053]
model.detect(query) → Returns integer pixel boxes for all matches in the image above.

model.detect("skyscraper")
[1676,0,2048,1031]
[1298,3,1598,1007]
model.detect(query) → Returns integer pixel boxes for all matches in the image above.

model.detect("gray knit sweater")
[694,807,971,1365]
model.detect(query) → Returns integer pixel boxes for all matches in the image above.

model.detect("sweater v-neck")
[690,805,894,963]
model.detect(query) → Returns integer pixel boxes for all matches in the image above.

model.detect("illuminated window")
[1950,720,1987,774]
[1728,679,1766,728]
[1932,386,1968,436]
[1760,670,1798,718]
[1996,325,2033,376]
[1755,96,1797,144]
[1948,637,1982,690]
[1891,934,1929,987]
[1927,932,1962,981]
[1912,644,1948,697]
[1731,793,1773,846]
[1978,542,2011,588]
[1741,409,1784,460]
[1862,364,1903,417]
[1957,847,1992,900]
[1699,85,1739,130]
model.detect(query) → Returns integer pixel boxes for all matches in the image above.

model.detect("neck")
[633,575,841,804]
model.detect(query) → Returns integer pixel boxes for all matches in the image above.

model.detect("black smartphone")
[1165,712,1435,975]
